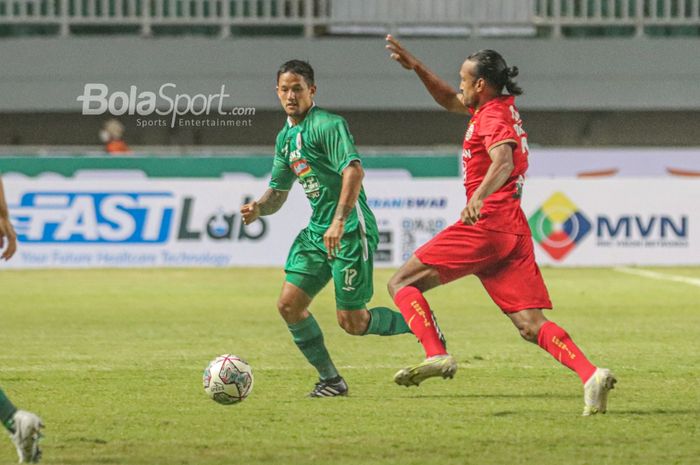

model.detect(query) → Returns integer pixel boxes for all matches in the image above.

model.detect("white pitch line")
[615,267,700,288]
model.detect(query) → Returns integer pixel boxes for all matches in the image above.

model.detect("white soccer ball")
[203,354,254,405]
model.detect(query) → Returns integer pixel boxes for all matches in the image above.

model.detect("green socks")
[0,388,17,432]
[365,307,412,336]
[288,314,339,381]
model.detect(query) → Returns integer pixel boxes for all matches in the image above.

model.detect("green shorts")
[284,227,376,310]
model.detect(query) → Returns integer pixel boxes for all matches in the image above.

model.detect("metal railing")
[0,0,698,37]
[534,0,700,37]
[0,0,328,37]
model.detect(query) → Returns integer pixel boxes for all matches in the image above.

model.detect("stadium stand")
[0,0,697,38]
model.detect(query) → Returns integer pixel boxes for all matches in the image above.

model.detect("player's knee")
[517,323,540,343]
[387,276,402,298]
[337,313,369,336]
[277,299,302,322]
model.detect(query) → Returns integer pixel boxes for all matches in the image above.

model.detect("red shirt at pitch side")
[463,95,531,235]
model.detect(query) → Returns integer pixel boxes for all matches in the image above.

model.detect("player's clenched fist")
[240,201,260,225]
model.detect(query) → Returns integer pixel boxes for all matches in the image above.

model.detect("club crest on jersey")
[464,123,475,141]
[291,159,312,177]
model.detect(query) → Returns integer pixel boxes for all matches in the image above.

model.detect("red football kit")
[415,95,552,313]
[396,96,597,386]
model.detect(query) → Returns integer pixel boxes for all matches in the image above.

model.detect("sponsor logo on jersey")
[464,123,475,141]
[291,159,312,178]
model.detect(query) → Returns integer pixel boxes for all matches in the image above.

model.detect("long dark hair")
[277,59,315,86]
[467,49,523,96]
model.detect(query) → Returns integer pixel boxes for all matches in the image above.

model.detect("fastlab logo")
[528,192,592,260]
[12,192,174,243]
[10,192,267,244]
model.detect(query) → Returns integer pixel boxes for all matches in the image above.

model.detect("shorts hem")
[500,303,553,314]
[284,271,326,299]
[334,300,368,311]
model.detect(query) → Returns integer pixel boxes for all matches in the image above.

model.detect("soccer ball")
[203,354,254,405]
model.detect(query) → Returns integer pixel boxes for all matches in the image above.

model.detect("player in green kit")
[241,60,413,397]
[1,175,44,463]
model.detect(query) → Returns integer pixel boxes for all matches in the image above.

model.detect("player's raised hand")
[0,216,17,260]
[385,34,420,70]
[240,201,261,225]
[461,198,483,225]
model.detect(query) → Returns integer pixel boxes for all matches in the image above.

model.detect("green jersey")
[269,106,377,239]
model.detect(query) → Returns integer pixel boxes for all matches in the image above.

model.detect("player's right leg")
[281,229,347,397]
[1,388,43,463]
[388,255,456,386]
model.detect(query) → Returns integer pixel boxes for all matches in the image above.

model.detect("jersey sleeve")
[319,118,361,173]
[478,109,518,152]
[268,138,295,191]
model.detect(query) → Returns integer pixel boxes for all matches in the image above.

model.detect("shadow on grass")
[397,392,577,400]
[615,409,700,416]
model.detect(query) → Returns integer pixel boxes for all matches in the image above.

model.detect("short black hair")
[277,60,315,86]
[467,49,523,96]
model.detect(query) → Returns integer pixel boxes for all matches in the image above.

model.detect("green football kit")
[269,106,379,310]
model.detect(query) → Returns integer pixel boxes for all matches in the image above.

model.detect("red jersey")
[462,95,530,235]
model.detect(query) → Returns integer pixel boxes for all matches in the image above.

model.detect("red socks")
[537,321,596,383]
[394,286,447,357]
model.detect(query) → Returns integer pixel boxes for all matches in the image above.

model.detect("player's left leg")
[481,234,616,415]
[507,309,617,416]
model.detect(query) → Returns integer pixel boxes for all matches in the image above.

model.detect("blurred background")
[0,0,698,268]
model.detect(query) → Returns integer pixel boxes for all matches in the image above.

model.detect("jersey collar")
[287,102,317,127]
[469,95,515,116]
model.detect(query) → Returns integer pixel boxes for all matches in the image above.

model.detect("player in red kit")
[385,35,616,416]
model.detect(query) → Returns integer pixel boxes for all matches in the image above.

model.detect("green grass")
[1,267,699,465]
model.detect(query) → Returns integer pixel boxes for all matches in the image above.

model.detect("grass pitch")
[1,267,699,465]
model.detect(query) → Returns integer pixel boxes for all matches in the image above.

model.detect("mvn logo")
[528,192,592,260]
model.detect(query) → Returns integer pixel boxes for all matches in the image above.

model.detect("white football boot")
[9,410,44,463]
[394,354,458,387]
[582,368,617,416]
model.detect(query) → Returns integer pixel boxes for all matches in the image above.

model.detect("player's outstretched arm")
[240,188,289,225]
[385,34,469,115]
[0,176,17,260]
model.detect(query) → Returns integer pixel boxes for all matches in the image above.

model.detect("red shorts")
[414,221,552,313]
